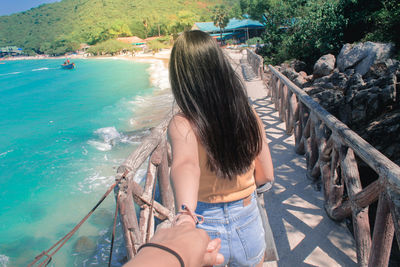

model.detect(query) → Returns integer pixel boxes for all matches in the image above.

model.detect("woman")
[168,30,274,267]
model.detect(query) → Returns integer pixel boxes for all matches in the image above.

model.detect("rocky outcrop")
[337,42,395,76]
[313,54,336,78]
[275,42,400,165]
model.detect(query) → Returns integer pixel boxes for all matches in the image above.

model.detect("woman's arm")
[254,111,274,186]
[168,115,200,224]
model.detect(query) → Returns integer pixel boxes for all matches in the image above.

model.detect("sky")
[0,0,60,16]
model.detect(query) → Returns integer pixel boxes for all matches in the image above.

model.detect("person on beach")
[168,30,274,267]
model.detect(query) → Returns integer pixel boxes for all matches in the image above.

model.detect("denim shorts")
[195,192,265,267]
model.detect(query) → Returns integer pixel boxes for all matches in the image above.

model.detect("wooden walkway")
[228,50,358,266]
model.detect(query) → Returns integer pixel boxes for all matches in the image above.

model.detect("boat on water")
[61,63,75,69]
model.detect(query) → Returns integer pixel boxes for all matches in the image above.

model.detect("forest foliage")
[0,0,225,55]
[1,0,398,63]
[233,0,400,68]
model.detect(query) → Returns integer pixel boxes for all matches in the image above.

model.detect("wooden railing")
[247,48,264,79]
[115,112,175,260]
[267,64,400,266]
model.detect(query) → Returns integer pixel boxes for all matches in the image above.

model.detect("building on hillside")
[0,46,23,57]
[117,36,146,45]
[192,18,265,43]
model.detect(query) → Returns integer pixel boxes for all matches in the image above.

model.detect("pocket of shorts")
[236,214,265,260]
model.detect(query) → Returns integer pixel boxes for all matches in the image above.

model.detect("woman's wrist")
[174,214,197,226]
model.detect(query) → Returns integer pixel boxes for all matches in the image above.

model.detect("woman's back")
[197,141,256,203]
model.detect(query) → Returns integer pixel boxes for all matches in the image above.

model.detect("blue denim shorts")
[195,192,265,267]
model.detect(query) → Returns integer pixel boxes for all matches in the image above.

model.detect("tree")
[212,5,230,44]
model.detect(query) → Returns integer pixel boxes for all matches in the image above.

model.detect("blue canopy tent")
[192,18,265,43]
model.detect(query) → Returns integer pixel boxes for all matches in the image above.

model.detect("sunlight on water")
[0,58,172,266]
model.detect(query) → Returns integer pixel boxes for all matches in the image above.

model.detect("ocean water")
[0,58,172,266]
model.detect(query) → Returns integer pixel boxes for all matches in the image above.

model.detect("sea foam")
[0,150,13,159]
[0,254,9,267]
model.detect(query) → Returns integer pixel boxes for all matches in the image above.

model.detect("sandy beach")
[2,49,171,66]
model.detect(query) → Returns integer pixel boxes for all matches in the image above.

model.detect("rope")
[108,192,120,267]
[28,170,129,267]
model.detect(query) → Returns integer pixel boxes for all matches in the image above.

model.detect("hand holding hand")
[150,222,224,267]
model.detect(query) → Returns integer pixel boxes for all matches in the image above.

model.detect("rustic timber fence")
[115,112,176,260]
[266,64,400,266]
[247,48,264,80]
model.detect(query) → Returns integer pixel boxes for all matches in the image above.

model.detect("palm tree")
[212,5,230,45]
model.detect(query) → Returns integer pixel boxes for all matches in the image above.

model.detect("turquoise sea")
[0,58,172,266]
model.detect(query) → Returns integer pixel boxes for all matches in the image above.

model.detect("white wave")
[148,60,170,90]
[87,140,112,151]
[94,127,121,144]
[0,150,13,159]
[32,67,49,71]
[0,72,21,76]
[77,173,114,193]
[87,127,134,151]
[0,254,9,267]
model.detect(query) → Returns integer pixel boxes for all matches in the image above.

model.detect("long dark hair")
[169,30,262,178]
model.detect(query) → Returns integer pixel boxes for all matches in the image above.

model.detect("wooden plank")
[286,90,296,134]
[279,84,287,122]
[130,180,174,221]
[340,146,371,266]
[368,192,394,267]
[158,139,175,211]
[325,148,344,219]
[387,189,400,249]
[139,161,157,244]
[294,102,304,154]
[329,180,382,220]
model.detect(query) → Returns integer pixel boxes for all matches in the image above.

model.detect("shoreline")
[1,49,171,67]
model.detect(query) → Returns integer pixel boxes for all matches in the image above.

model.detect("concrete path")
[226,50,358,267]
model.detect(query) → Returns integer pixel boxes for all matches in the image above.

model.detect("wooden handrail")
[268,65,400,191]
[267,64,400,266]
[116,111,175,260]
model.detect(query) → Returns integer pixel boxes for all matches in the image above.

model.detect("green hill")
[0,0,233,55]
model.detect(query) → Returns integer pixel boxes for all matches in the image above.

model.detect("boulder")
[290,59,307,72]
[313,54,336,78]
[336,42,395,76]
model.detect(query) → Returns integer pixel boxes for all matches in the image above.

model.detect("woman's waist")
[195,191,258,222]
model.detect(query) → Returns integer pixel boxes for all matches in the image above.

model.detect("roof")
[193,18,264,32]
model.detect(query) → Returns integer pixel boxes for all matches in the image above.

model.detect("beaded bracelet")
[138,242,185,267]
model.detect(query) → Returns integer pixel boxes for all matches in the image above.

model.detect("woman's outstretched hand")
[124,222,224,267]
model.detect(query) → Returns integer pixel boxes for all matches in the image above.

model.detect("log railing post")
[158,138,175,212]
[368,192,394,267]
[340,145,371,266]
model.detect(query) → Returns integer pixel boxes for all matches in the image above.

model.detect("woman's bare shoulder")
[168,114,195,139]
